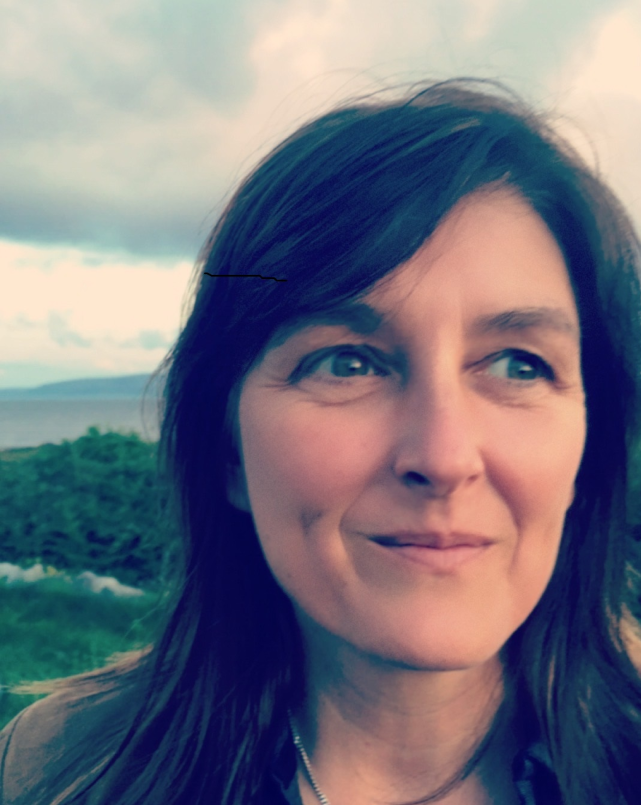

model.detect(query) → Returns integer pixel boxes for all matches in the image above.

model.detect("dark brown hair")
[18,79,641,804]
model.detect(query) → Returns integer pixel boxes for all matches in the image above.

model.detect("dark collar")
[269,723,304,805]
[512,739,562,804]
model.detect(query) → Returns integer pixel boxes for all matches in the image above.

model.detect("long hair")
[28,79,641,804]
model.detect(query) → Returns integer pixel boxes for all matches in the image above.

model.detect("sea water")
[0,398,160,449]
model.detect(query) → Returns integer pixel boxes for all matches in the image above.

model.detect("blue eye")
[487,351,553,381]
[317,349,385,378]
[295,346,389,381]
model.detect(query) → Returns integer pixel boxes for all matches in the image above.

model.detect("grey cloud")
[0,180,212,259]
[0,0,635,258]
[0,0,286,257]
[135,330,169,349]
[15,314,39,329]
[47,312,92,348]
[119,330,174,350]
[386,0,629,98]
[465,0,630,90]
[137,330,171,350]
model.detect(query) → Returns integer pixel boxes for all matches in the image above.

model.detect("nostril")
[404,471,429,485]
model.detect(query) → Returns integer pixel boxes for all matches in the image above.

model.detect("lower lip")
[374,543,493,572]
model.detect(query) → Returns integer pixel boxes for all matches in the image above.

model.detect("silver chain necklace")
[287,710,332,805]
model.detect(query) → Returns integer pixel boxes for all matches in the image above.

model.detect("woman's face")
[231,190,586,670]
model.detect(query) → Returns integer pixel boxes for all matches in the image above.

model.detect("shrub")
[0,428,177,590]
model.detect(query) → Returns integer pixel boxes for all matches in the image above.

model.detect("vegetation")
[0,428,175,730]
[0,427,178,590]
[0,577,165,731]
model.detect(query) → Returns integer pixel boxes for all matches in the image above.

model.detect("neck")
[291,624,519,805]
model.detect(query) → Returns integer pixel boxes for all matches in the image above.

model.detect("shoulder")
[0,653,148,804]
[0,686,101,803]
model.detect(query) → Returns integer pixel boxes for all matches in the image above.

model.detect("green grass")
[0,578,166,731]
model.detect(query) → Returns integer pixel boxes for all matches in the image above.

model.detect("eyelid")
[481,349,556,380]
[289,343,556,386]
[289,344,393,382]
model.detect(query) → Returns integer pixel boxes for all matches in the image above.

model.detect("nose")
[391,378,484,498]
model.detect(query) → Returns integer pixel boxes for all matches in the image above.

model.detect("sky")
[2,0,641,388]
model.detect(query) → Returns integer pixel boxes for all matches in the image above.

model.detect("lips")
[371,532,495,550]
[369,532,496,573]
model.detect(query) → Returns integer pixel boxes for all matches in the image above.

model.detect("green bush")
[0,428,178,590]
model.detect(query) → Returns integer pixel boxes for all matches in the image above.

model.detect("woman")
[2,78,641,805]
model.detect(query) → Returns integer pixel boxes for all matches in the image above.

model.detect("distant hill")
[0,374,158,400]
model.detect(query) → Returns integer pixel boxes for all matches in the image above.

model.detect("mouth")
[369,533,496,572]
[371,533,496,549]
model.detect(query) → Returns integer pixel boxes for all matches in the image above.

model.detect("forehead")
[370,190,575,309]
[270,190,580,347]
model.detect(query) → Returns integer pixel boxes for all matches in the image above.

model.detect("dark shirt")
[267,726,563,805]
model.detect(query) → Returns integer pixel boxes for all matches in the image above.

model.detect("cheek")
[236,397,375,609]
[238,393,393,613]
[490,406,586,610]
[487,397,585,513]
[240,398,384,525]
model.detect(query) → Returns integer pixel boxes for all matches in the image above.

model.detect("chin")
[355,627,506,673]
[382,650,499,673]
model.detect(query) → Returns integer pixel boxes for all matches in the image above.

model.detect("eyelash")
[290,345,391,382]
[482,350,555,383]
[291,345,555,384]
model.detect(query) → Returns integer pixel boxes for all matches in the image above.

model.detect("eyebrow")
[270,302,579,348]
[269,301,385,347]
[471,307,580,341]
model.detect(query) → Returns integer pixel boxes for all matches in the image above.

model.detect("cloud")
[486,0,627,73]
[0,0,277,257]
[4,0,641,388]
[549,3,641,230]
[48,311,92,348]
[1,0,635,258]
[0,239,191,386]
[122,330,172,350]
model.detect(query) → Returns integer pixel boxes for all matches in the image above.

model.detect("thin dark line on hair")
[203,273,287,282]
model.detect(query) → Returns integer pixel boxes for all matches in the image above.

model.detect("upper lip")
[371,532,495,549]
